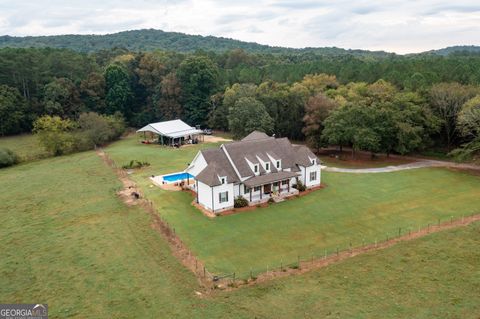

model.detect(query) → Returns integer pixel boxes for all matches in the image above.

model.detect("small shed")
[137,119,204,146]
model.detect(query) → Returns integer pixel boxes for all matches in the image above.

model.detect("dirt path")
[96,149,215,290]
[324,159,480,173]
[204,135,232,143]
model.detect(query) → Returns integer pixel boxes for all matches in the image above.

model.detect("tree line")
[0,47,479,159]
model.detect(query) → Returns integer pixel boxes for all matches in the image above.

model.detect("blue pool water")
[162,172,194,182]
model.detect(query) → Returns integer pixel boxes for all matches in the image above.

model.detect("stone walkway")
[323,160,480,173]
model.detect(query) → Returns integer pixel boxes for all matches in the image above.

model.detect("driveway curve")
[323,160,480,173]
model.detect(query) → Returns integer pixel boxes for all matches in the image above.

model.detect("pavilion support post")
[250,188,252,202]
[260,186,262,200]
[287,179,290,193]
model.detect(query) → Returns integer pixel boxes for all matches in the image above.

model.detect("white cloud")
[0,0,479,53]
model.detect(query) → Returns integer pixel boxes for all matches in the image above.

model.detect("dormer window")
[265,163,270,171]
[311,159,316,165]
[220,176,227,184]
[254,165,258,173]
[276,161,281,169]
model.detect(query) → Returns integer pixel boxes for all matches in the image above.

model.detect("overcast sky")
[0,0,479,54]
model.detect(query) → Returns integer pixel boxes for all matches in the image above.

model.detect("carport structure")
[137,119,204,146]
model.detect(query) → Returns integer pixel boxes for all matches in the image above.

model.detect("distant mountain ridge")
[424,45,480,56]
[0,29,478,56]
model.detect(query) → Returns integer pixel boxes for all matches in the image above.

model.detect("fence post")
[324,249,327,260]
[427,223,430,233]
[233,272,235,284]
[349,241,352,253]
[195,259,197,270]
[398,227,401,237]
[336,247,339,256]
[203,266,205,278]
[280,260,283,271]
[250,268,253,280]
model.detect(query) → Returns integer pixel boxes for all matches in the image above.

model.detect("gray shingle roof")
[195,162,222,187]
[243,171,300,188]
[223,137,315,178]
[241,131,272,141]
[196,148,239,186]
[292,145,318,167]
[195,132,319,186]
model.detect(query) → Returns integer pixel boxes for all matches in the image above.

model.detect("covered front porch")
[243,171,300,205]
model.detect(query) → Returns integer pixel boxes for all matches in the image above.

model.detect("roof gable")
[241,131,272,141]
[196,148,239,186]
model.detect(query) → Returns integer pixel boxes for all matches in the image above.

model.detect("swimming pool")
[162,172,194,183]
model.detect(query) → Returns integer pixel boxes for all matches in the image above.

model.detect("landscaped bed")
[104,136,480,277]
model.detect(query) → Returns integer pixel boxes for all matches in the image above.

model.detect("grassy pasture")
[0,136,479,318]
[105,136,480,276]
[0,134,49,161]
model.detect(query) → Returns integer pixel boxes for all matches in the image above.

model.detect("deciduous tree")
[228,97,273,139]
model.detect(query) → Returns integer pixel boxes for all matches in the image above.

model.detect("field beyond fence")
[210,213,480,288]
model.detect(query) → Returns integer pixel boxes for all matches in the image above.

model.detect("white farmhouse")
[186,131,321,214]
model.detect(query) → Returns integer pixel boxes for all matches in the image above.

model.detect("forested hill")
[425,45,480,56]
[0,29,393,56]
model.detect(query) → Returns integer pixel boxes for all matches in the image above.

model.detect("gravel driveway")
[323,160,480,173]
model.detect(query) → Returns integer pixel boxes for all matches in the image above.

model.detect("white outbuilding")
[137,119,204,146]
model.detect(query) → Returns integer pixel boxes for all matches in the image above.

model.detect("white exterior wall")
[197,180,235,212]
[197,181,213,210]
[212,183,234,212]
[299,164,321,188]
[185,152,207,177]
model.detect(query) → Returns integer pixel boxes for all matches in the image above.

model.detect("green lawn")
[1,142,479,318]
[0,134,49,161]
[105,136,480,276]
[319,155,414,168]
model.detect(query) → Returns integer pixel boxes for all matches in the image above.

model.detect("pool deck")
[150,175,195,191]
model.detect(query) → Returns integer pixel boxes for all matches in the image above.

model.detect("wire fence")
[98,148,217,285]
[209,212,480,286]
[97,149,480,288]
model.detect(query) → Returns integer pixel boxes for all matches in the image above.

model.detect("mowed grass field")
[105,136,480,276]
[0,137,479,318]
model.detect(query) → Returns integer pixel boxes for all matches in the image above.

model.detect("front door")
[263,183,271,194]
